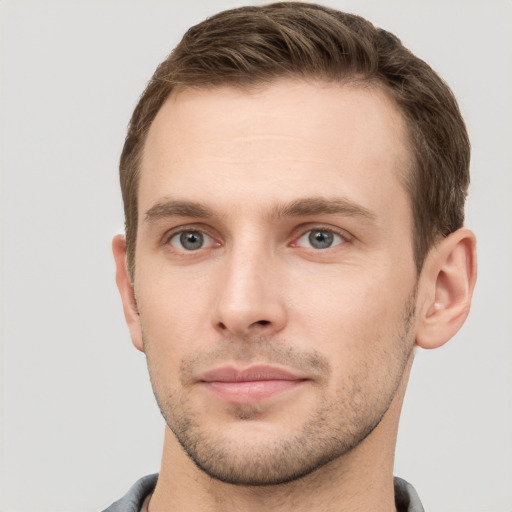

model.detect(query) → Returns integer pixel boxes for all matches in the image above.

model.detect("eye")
[169,230,215,251]
[296,229,345,250]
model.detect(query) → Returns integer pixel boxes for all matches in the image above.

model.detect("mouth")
[198,365,309,404]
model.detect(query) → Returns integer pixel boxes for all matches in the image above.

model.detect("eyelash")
[163,225,350,253]
[163,225,218,252]
[292,227,348,250]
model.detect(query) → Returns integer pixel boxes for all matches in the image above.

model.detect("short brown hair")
[120,2,470,278]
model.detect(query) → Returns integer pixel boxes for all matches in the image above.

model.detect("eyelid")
[159,222,352,252]
[289,224,352,247]
[161,224,221,248]
[170,231,215,250]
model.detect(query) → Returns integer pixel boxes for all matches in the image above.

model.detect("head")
[113,3,476,487]
[120,2,470,280]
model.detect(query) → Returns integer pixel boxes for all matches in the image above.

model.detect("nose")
[212,244,287,337]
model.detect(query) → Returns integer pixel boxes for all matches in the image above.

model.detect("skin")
[113,80,477,511]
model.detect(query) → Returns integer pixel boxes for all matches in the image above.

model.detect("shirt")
[101,473,424,511]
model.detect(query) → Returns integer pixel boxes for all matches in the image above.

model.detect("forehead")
[140,79,411,223]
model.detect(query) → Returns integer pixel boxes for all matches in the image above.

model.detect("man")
[106,3,477,511]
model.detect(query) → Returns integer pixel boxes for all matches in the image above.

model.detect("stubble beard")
[144,293,417,487]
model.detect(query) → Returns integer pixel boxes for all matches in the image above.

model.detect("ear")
[112,234,144,352]
[416,228,477,349]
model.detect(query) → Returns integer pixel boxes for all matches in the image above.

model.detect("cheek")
[287,265,414,365]
[136,269,216,365]
[289,264,396,326]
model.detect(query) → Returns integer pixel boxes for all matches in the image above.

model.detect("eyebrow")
[144,197,376,223]
[271,197,376,222]
[144,200,212,222]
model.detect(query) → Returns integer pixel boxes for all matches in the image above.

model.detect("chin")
[165,401,384,487]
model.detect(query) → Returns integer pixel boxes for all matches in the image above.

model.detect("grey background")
[1,1,511,511]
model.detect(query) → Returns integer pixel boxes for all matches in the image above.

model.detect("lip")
[198,365,308,404]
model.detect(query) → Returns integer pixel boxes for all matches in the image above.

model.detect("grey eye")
[170,230,212,251]
[309,230,334,249]
[297,229,344,249]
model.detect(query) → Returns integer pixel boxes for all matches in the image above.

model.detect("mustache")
[177,336,331,385]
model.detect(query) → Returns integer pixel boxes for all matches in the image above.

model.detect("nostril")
[215,319,272,333]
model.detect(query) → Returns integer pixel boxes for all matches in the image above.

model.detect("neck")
[149,361,412,512]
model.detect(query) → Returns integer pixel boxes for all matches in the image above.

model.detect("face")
[129,80,419,485]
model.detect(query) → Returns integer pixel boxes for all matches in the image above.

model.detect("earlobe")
[416,228,477,349]
[112,234,144,352]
